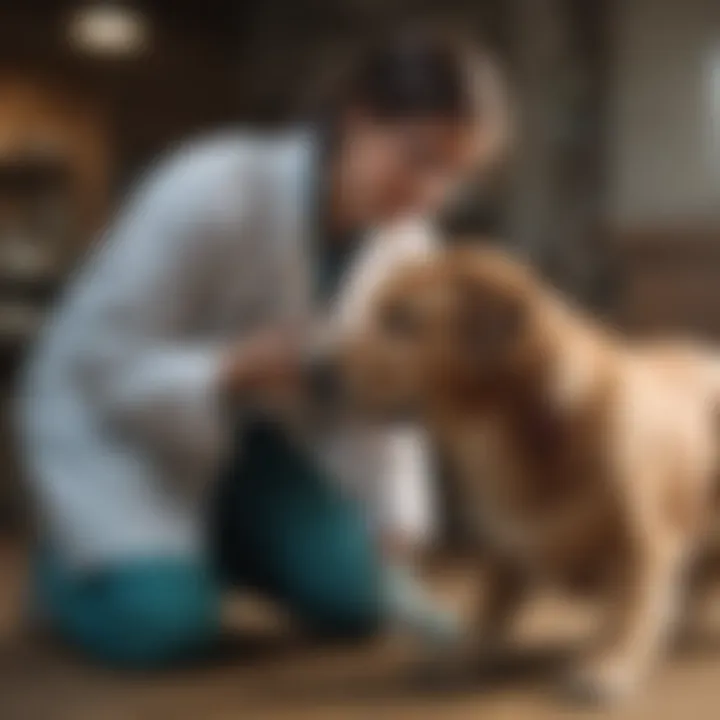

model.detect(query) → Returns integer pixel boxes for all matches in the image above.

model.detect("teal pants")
[36,420,381,668]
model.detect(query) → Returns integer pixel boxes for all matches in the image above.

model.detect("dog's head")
[335,246,557,420]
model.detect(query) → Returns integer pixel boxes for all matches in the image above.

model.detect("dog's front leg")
[414,556,527,686]
[565,540,683,705]
[475,557,527,653]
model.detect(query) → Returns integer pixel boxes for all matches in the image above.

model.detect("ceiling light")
[66,2,151,58]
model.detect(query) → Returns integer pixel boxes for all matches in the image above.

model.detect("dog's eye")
[379,303,422,338]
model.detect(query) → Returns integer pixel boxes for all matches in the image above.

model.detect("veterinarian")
[17,30,507,667]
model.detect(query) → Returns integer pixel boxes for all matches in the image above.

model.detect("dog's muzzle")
[301,352,345,410]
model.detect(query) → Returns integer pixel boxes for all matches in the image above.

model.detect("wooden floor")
[3,542,720,720]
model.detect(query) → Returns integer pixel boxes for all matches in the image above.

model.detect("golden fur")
[340,245,720,704]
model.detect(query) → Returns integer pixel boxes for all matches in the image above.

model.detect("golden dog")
[338,245,720,704]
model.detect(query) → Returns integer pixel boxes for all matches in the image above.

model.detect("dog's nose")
[302,353,345,408]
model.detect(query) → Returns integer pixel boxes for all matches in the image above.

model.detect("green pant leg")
[213,419,382,638]
[35,551,221,668]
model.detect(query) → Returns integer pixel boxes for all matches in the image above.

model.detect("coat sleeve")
[75,139,253,464]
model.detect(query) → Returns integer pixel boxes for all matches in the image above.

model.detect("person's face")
[335,112,479,226]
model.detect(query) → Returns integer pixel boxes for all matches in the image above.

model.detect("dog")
[333,244,720,704]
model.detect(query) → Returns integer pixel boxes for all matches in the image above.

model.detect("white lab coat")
[17,130,437,570]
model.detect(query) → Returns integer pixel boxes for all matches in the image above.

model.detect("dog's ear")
[455,279,526,366]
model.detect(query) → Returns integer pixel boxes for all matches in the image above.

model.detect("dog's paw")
[561,655,638,707]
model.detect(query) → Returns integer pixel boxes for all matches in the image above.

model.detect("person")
[17,29,508,667]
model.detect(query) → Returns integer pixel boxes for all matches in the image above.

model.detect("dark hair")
[326,29,491,122]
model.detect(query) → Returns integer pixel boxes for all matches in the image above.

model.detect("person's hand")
[220,327,303,397]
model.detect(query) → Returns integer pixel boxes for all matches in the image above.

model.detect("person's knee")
[61,562,221,668]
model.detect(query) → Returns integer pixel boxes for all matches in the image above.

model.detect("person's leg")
[213,419,381,638]
[35,550,221,668]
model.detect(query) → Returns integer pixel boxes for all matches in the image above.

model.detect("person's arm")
[76,139,289,463]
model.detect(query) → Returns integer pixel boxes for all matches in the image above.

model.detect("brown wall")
[0,74,111,237]
[612,227,720,338]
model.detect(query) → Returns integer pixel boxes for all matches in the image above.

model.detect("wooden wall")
[0,75,111,236]
[612,228,720,338]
